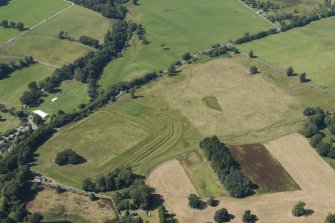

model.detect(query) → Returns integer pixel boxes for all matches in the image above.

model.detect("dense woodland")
[55,149,86,166]
[301,107,335,159]
[199,136,252,198]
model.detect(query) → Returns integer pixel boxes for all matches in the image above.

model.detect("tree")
[20,91,39,106]
[214,208,231,223]
[89,193,96,201]
[182,52,192,61]
[248,50,254,58]
[249,66,258,74]
[32,114,44,126]
[158,206,166,223]
[325,213,335,223]
[188,194,201,209]
[310,134,323,148]
[9,21,15,28]
[292,201,306,217]
[167,64,176,76]
[287,67,294,76]
[132,0,139,5]
[26,213,43,223]
[130,88,136,99]
[1,19,8,28]
[242,210,258,223]
[55,185,64,194]
[58,31,65,39]
[55,149,86,166]
[207,196,216,207]
[15,22,24,31]
[299,73,307,82]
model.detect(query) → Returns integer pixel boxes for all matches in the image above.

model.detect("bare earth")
[147,133,335,223]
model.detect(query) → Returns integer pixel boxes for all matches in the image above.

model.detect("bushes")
[325,213,335,223]
[199,136,252,198]
[0,19,26,31]
[242,210,257,223]
[55,149,86,166]
[188,194,202,209]
[249,66,258,74]
[292,201,306,217]
[214,208,231,223]
[79,35,100,49]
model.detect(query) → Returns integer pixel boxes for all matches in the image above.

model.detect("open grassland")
[99,0,272,87]
[260,0,323,15]
[230,144,299,193]
[35,96,201,188]
[0,5,111,67]
[240,17,335,93]
[179,151,224,197]
[0,64,54,108]
[33,80,90,114]
[35,54,335,188]
[27,186,116,223]
[149,133,335,223]
[0,0,70,44]
[0,112,19,133]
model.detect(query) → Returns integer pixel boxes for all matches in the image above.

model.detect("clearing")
[99,0,273,87]
[27,186,116,223]
[148,133,335,223]
[230,143,299,193]
[240,16,335,93]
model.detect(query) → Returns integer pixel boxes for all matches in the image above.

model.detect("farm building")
[33,110,49,119]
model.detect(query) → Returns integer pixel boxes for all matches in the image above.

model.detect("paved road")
[0,0,75,49]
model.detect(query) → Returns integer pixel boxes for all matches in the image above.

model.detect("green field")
[179,151,224,197]
[0,0,70,44]
[99,0,273,87]
[34,96,201,188]
[0,5,111,67]
[240,16,335,93]
[35,54,335,189]
[0,64,54,108]
[33,80,90,114]
[0,112,19,134]
[259,0,323,15]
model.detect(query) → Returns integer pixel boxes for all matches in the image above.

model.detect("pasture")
[27,186,116,223]
[35,54,335,189]
[0,112,19,133]
[179,151,223,197]
[34,80,90,114]
[34,96,201,188]
[0,5,111,67]
[0,0,70,44]
[240,16,335,93]
[230,143,299,193]
[0,64,54,108]
[99,0,273,87]
[149,133,335,223]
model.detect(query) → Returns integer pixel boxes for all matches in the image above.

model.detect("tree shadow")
[148,193,164,210]
[304,209,314,217]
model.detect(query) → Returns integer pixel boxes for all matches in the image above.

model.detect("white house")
[33,110,49,119]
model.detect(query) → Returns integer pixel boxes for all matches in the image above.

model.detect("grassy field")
[35,54,335,189]
[27,186,116,223]
[99,0,273,87]
[179,151,224,197]
[240,16,335,93]
[230,144,299,193]
[0,64,54,108]
[34,96,201,188]
[0,5,111,67]
[0,0,70,44]
[259,0,323,15]
[33,80,90,114]
[0,112,19,133]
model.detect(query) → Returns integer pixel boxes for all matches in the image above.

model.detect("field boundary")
[0,0,75,49]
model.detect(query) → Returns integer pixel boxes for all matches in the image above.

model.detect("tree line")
[0,56,35,80]
[199,136,253,198]
[20,21,137,106]
[71,0,128,19]
[301,107,335,159]
[1,19,27,31]
[234,29,277,44]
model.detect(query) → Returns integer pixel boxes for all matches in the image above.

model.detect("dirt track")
[147,133,335,222]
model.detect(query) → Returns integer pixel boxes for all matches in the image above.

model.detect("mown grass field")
[0,64,54,108]
[230,144,299,193]
[0,0,70,44]
[34,96,201,188]
[179,151,224,197]
[35,54,335,190]
[33,80,90,114]
[0,112,19,133]
[99,0,273,87]
[240,17,335,93]
[27,186,116,223]
[0,5,110,67]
